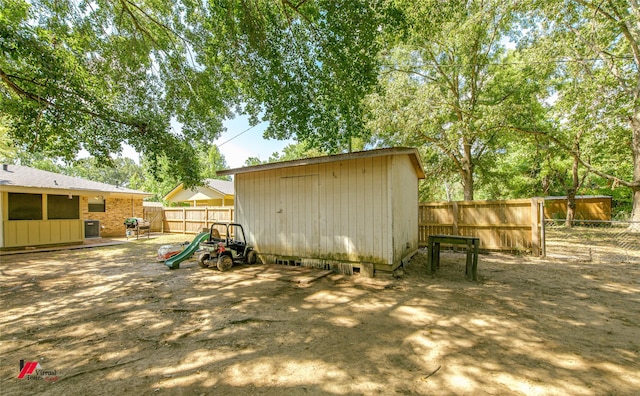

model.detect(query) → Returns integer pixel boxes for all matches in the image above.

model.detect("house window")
[88,196,106,212]
[8,193,43,220]
[47,194,80,219]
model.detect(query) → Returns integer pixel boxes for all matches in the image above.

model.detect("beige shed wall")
[0,192,3,248]
[235,155,397,268]
[391,154,420,265]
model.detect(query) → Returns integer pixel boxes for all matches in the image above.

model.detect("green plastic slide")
[164,232,210,269]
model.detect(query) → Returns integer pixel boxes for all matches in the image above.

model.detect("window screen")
[88,196,106,212]
[47,195,80,219]
[8,193,43,220]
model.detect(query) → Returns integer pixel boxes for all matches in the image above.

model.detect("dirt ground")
[1,232,639,395]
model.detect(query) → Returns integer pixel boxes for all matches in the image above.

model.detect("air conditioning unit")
[84,220,100,238]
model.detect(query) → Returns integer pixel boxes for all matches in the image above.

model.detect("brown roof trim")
[217,147,426,179]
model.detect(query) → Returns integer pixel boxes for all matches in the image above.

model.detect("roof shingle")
[0,164,151,196]
[205,179,234,195]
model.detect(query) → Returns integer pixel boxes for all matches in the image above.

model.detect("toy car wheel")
[197,252,210,268]
[217,255,233,271]
[247,250,258,264]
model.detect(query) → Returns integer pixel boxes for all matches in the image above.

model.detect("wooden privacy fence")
[152,200,543,255]
[419,198,543,255]
[143,205,164,232]
[161,206,234,234]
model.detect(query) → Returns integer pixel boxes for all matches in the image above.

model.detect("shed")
[0,164,151,249]
[544,195,612,221]
[217,147,426,275]
[163,179,234,207]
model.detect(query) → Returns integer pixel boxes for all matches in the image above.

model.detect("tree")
[242,141,327,166]
[136,155,182,202]
[194,1,388,151]
[528,0,640,224]
[66,157,144,188]
[476,136,549,200]
[0,0,224,187]
[244,157,264,167]
[367,0,550,200]
[197,145,229,180]
[267,141,327,162]
[0,116,15,163]
[1,0,387,186]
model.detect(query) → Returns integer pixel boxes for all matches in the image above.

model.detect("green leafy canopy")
[1,0,388,186]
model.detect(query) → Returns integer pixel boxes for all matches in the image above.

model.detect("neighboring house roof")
[204,179,235,195]
[163,178,234,202]
[0,164,151,197]
[217,147,426,179]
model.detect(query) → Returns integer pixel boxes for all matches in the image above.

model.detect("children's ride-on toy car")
[197,222,258,271]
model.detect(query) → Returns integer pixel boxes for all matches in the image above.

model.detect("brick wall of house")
[82,196,145,237]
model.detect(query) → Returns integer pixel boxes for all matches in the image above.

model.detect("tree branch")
[0,67,149,132]
[280,0,313,25]
[382,66,438,83]
[118,0,160,47]
[568,26,630,93]
[120,0,191,46]
[417,127,464,173]
[576,0,640,95]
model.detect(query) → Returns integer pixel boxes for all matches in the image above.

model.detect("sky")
[120,114,293,168]
[214,115,294,169]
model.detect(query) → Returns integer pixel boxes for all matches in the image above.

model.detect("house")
[217,147,426,275]
[163,179,234,207]
[544,195,612,221]
[0,164,151,249]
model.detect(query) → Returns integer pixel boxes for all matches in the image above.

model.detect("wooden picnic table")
[428,234,480,281]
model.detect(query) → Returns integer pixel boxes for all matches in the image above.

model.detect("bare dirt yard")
[1,230,639,395]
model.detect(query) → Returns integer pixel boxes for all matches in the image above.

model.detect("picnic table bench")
[428,235,480,281]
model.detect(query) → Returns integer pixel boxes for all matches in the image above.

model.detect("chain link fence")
[543,219,640,263]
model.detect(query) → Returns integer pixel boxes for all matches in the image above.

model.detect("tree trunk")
[565,152,580,227]
[632,187,640,227]
[462,142,474,201]
[462,167,474,201]
[566,189,576,227]
[630,111,640,229]
[460,167,473,201]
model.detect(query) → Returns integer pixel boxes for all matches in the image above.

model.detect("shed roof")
[0,164,151,197]
[217,147,426,179]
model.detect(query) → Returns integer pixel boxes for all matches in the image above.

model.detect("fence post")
[182,207,186,234]
[531,198,540,256]
[539,199,546,257]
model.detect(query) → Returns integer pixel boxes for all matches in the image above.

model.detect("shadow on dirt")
[1,234,638,395]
